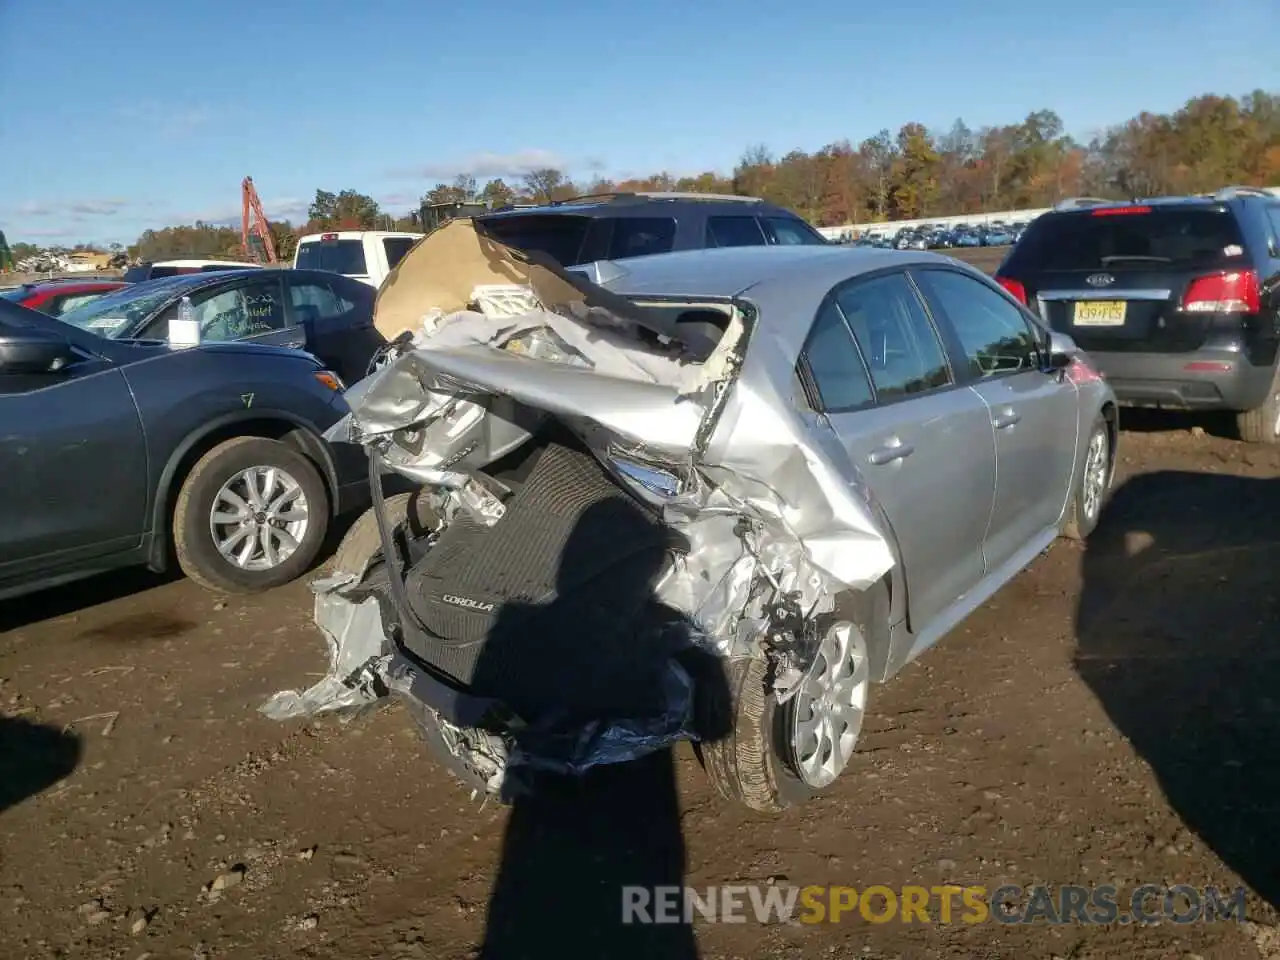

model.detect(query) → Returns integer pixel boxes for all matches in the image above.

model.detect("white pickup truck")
[293,230,423,288]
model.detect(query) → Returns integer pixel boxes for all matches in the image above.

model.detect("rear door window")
[382,237,416,271]
[289,279,350,321]
[800,300,875,412]
[607,217,676,259]
[476,214,591,266]
[1006,207,1248,272]
[295,239,369,276]
[762,216,826,245]
[1265,206,1280,257]
[834,273,952,402]
[706,215,768,248]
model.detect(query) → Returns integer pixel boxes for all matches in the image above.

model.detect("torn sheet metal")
[259,574,389,720]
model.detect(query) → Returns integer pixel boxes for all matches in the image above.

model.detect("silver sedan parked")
[278,231,1118,812]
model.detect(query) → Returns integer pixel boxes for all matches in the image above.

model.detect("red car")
[0,279,127,318]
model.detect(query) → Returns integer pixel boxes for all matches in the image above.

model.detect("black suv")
[475,192,828,266]
[994,186,1280,441]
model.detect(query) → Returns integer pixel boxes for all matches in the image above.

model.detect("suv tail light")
[996,276,1027,305]
[1181,270,1261,314]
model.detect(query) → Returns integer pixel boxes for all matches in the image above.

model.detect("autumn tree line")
[40,90,1280,263]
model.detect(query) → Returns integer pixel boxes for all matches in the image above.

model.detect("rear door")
[286,273,378,381]
[1000,206,1251,355]
[914,267,1079,573]
[802,270,996,633]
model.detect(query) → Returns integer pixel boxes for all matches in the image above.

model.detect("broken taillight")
[1181,270,1261,314]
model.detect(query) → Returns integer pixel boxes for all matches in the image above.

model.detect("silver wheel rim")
[791,621,869,788]
[1081,427,1109,521]
[209,466,310,571]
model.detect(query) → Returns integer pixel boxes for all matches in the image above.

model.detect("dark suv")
[475,192,827,266]
[0,298,367,600]
[994,186,1280,441]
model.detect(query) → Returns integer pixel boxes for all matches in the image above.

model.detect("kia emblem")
[1086,273,1115,287]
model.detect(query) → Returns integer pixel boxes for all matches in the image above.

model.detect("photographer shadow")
[471,494,731,960]
[1075,469,1280,906]
[0,715,81,815]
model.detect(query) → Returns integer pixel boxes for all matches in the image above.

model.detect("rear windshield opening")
[1012,208,1247,271]
[295,239,369,276]
[628,301,734,362]
[477,215,590,267]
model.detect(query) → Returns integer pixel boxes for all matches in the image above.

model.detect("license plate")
[1074,301,1126,326]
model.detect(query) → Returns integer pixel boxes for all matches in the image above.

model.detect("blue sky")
[1,0,1275,245]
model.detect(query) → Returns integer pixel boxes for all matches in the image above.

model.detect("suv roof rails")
[552,191,762,207]
[1053,197,1116,211]
[1211,185,1275,201]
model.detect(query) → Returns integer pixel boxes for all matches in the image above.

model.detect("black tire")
[699,582,889,813]
[1235,371,1280,444]
[1062,414,1111,541]
[327,490,439,577]
[173,436,330,594]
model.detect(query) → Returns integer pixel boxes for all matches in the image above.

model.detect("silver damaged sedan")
[264,223,1118,812]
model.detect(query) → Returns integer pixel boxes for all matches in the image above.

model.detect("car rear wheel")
[1235,371,1280,444]
[173,436,329,593]
[1062,415,1111,541]
[700,583,887,812]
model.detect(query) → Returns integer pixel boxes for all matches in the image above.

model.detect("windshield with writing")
[57,276,198,337]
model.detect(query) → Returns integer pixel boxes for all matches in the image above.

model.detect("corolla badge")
[1086,273,1115,287]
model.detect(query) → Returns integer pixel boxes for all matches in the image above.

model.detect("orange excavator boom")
[241,176,279,264]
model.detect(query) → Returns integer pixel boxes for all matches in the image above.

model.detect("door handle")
[868,439,915,465]
[992,408,1022,430]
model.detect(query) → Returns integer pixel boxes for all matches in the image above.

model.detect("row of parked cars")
[851,220,1030,251]
[9,185,1278,813]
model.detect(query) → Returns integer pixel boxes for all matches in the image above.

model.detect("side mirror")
[0,330,77,374]
[1045,330,1077,371]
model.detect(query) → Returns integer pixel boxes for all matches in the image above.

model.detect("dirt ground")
[5,418,1280,960]
[5,250,1280,958]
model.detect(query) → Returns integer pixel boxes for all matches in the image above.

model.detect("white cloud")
[393,148,570,181]
[171,196,311,227]
[115,102,210,137]
[8,198,131,219]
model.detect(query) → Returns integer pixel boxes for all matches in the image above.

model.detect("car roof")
[590,245,956,299]
[18,280,126,295]
[150,258,261,267]
[479,191,789,222]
